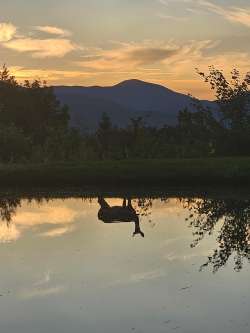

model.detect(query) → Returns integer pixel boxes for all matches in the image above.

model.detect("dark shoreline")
[0,157,249,196]
[0,187,249,200]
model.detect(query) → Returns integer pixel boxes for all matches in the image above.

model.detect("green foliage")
[175,67,250,157]
[0,65,69,145]
[96,113,114,159]
[0,124,31,162]
[0,65,80,163]
[196,67,250,156]
[43,127,83,162]
[197,67,250,128]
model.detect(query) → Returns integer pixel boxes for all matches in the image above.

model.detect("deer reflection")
[98,197,145,237]
[182,197,250,272]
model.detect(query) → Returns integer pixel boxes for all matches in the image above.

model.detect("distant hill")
[54,79,212,132]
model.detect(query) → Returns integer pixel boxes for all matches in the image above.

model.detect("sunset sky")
[1,0,250,99]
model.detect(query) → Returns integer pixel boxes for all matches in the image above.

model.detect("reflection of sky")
[0,198,249,333]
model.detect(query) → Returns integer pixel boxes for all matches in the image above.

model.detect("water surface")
[0,193,249,333]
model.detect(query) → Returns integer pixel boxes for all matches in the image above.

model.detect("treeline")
[0,65,249,163]
[0,65,82,162]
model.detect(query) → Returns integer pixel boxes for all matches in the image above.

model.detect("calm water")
[0,193,249,333]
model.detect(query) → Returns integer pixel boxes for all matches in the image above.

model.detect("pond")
[0,191,249,333]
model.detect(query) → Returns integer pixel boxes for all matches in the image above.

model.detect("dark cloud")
[127,47,179,65]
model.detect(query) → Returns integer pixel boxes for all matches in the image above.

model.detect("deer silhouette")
[97,197,144,237]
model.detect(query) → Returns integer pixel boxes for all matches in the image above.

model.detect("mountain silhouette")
[54,79,212,132]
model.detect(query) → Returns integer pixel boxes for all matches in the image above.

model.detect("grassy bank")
[0,157,250,188]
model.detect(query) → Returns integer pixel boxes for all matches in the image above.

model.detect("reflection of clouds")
[20,285,65,300]
[40,225,75,238]
[111,269,166,287]
[34,271,51,286]
[0,223,20,243]
[0,200,83,242]
[152,199,184,216]
[163,237,186,246]
[107,198,125,206]
[164,251,211,262]
[20,271,65,299]
[129,269,166,283]
[13,206,77,226]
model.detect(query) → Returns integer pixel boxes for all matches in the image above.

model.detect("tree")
[0,124,31,162]
[0,65,69,145]
[196,67,250,155]
[96,113,113,159]
[178,105,222,157]
[197,67,250,128]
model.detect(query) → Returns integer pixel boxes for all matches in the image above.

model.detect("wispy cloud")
[0,22,17,42]
[197,0,250,27]
[157,13,188,21]
[158,0,169,5]
[34,25,71,37]
[77,41,180,70]
[160,0,250,28]
[9,66,95,82]
[77,40,216,71]
[0,22,78,58]
[3,38,77,58]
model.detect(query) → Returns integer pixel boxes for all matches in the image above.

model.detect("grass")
[0,157,250,188]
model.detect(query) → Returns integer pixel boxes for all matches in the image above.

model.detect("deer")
[97,197,145,237]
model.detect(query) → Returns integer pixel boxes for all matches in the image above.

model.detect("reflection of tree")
[134,198,153,218]
[182,198,250,272]
[0,198,21,225]
[0,196,54,225]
